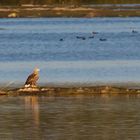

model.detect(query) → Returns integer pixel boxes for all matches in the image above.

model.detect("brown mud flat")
[1,86,140,96]
[0,5,140,18]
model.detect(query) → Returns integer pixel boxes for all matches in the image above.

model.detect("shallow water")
[0,17,140,84]
[0,95,140,140]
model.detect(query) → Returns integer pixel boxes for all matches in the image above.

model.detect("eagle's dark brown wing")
[25,73,39,86]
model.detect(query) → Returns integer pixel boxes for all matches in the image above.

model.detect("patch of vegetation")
[0,0,140,6]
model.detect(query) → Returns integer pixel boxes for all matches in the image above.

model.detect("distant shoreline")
[0,5,140,18]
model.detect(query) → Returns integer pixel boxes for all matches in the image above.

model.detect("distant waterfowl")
[82,37,86,40]
[89,36,94,39]
[92,31,98,34]
[99,38,107,41]
[132,30,138,33]
[24,68,40,88]
[76,36,86,40]
[59,38,64,41]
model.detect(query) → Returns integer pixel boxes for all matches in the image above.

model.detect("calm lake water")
[0,95,140,140]
[0,17,140,85]
[0,18,140,140]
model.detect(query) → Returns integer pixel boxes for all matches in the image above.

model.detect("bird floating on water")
[89,36,94,39]
[59,38,64,41]
[76,36,86,40]
[24,68,40,88]
[132,30,138,33]
[92,31,98,34]
[99,38,107,41]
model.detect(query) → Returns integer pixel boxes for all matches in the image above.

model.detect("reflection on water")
[0,95,140,139]
[24,96,40,126]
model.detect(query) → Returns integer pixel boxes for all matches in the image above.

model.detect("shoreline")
[0,5,140,18]
[1,83,140,96]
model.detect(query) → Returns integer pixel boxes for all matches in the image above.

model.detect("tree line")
[0,0,140,6]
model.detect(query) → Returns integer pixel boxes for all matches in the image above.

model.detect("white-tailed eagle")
[24,68,40,88]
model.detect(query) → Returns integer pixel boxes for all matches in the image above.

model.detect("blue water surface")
[0,17,140,84]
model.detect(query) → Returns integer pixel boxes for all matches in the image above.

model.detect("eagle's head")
[33,68,40,74]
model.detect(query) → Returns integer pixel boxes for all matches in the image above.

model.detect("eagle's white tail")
[24,84,30,88]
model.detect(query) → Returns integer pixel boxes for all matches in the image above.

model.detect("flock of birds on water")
[59,29,139,42]
[59,31,106,42]
[22,29,139,89]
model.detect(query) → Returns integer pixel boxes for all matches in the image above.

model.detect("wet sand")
[0,5,140,18]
